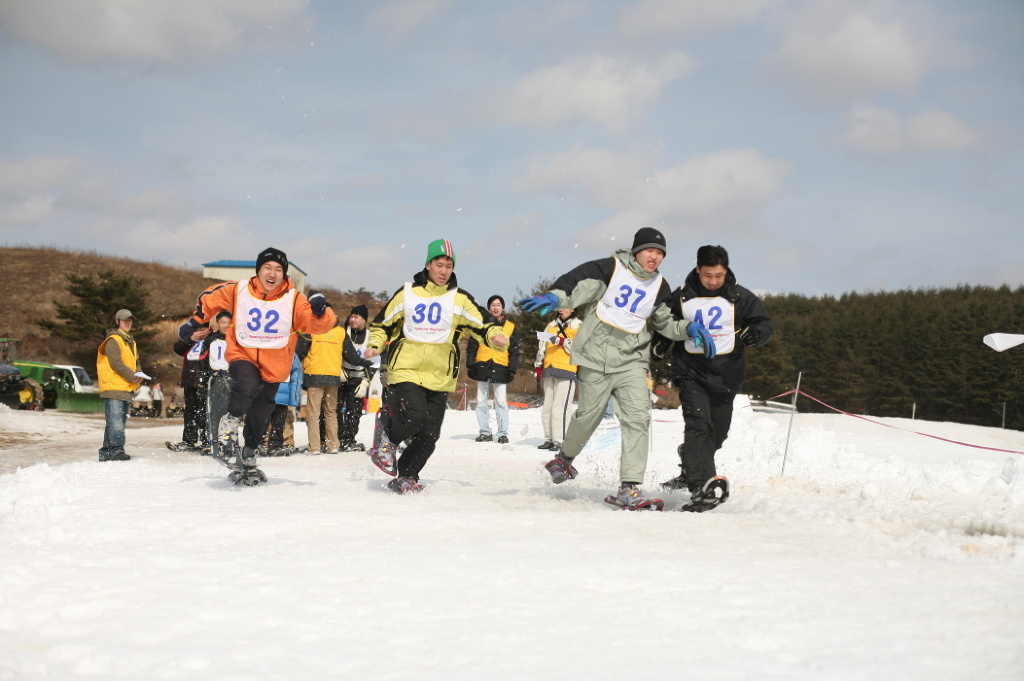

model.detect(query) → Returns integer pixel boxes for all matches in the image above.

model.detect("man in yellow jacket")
[97,309,146,461]
[364,239,509,493]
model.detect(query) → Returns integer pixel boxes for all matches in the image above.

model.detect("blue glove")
[177,319,201,342]
[687,322,717,359]
[518,293,559,315]
[308,291,329,318]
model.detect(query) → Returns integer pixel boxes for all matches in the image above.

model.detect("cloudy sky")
[1,0,1021,302]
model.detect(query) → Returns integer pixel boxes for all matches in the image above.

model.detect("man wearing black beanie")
[518,227,715,511]
[337,304,377,450]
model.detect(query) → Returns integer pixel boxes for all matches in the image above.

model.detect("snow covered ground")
[2,397,1022,680]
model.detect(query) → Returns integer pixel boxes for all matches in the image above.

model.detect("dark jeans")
[337,380,363,445]
[99,398,128,460]
[182,385,209,446]
[678,377,736,485]
[386,381,448,480]
[227,361,280,450]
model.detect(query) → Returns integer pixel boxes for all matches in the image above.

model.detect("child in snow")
[363,239,509,494]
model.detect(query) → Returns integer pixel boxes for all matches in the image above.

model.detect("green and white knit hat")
[425,239,455,266]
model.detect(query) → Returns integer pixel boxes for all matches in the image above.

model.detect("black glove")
[739,327,760,347]
[308,291,329,318]
[177,319,201,343]
[651,335,671,361]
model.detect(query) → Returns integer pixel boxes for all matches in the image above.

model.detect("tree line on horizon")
[740,285,1024,430]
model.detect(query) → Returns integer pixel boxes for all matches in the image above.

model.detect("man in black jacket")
[166,319,214,453]
[659,245,772,511]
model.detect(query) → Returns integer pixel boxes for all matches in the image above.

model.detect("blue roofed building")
[202,260,308,292]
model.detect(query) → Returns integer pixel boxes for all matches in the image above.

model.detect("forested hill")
[742,285,1024,430]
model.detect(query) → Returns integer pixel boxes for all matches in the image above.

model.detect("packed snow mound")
[1,401,1022,679]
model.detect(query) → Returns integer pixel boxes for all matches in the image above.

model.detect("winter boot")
[604,483,664,511]
[386,476,424,494]
[544,452,578,484]
[475,433,493,442]
[216,414,244,464]
[370,436,399,476]
[679,477,730,513]
[537,441,556,450]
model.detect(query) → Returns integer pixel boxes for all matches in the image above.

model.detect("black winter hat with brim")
[631,227,667,255]
[350,304,369,321]
[256,247,289,275]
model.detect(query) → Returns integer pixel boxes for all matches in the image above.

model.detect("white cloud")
[480,52,692,133]
[767,7,930,104]
[0,0,310,64]
[616,0,777,41]
[0,156,90,197]
[840,103,984,153]
[519,146,791,248]
[368,0,453,42]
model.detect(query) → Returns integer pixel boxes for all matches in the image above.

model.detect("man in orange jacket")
[178,247,337,485]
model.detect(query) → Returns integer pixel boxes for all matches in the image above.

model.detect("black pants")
[268,404,289,448]
[386,381,448,480]
[337,380,363,445]
[182,386,209,446]
[678,377,736,486]
[227,360,280,450]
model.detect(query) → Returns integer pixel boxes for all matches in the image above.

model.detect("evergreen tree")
[38,268,157,352]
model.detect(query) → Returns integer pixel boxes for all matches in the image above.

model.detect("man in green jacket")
[364,239,509,494]
[519,227,715,510]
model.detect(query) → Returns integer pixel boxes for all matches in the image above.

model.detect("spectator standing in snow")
[338,305,378,451]
[265,353,303,456]
[134,382,153,415]
[364,238,509,494]
[97,309,147,462]
[656,245,773,512]
[151,381,164,418]
[296,318,346,454]
[518,227,713,511]
[178,247,336,485]
[534,308,581,451]
[468,295,520,444]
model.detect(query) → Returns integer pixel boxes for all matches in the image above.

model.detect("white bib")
[344,329,381,369]
[185,339,205,361]
[595,259,662,334]
[234,280,297,349]
[208,338,229,371]
[402,283,457,344]
[682,297,736,355]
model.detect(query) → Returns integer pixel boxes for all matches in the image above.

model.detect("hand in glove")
[354,378,370,398]
[738,327,760,347]
[517,293,559,315]
[308,291,330,318]
[534,366,543,381]
[550,336,573,352]
[687,322,717,359]
[134,371,153,381]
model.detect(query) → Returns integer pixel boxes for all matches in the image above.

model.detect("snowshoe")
[369,437,399,476]
[603,483,664,511]
[386,476,423,494]
[165,441,197,453]
[341,441,366,452]
[211,414,244,472]
[679,477,730,513]
[544,453,578,484]
[230,467,268,487]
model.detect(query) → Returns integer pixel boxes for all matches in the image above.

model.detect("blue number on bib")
[246,308,281,333]
[264,310,280,334]
[694,306,723,330]
[412,303,426,323]
[426,302,441,324]
[613,285,647,313]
